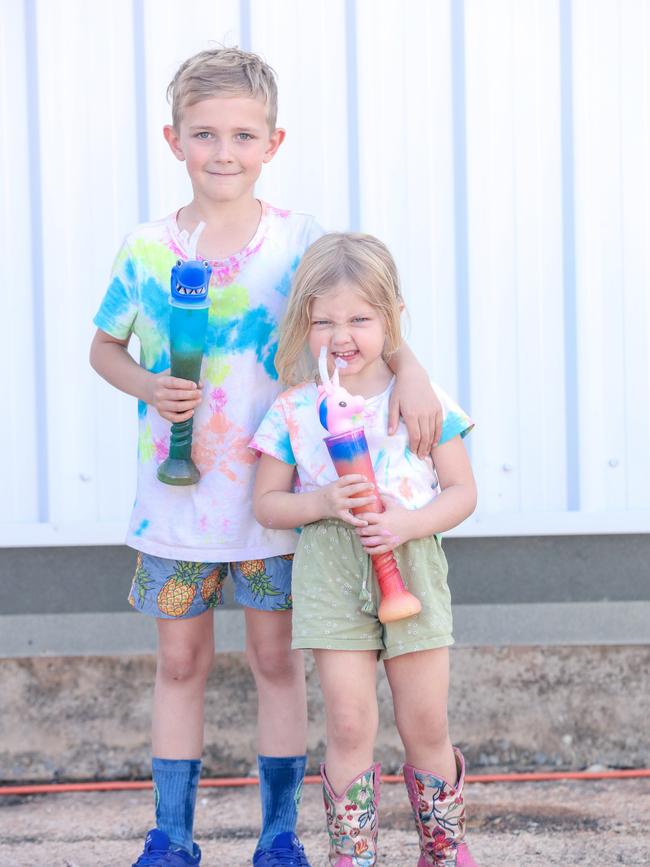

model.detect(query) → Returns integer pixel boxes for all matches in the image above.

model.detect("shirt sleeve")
[433,383,475,446]
[250,394,296,465]
[305,216,326,247]
[93,238,139,339]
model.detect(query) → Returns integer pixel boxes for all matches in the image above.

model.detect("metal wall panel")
[0,2,41,526]
[573,0,650,515]
[465,0,568,518]
[35,0,140,538]
[251,0,351,231]
[142,0,242,220]
[2,0,649,546]
[356,0,460,397]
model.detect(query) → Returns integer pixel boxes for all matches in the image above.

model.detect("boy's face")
[164,96,285,205]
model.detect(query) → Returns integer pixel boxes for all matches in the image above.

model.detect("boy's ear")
[163,125,185,162]
[263,127,286,163]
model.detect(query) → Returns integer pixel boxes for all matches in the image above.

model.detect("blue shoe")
[132,828,201,866]
[253,831,311,866]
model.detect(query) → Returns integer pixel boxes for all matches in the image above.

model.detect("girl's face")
[308,281,388,383]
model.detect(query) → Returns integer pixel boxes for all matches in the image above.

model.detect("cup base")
[378,591,422,623]
[157,458,200,486]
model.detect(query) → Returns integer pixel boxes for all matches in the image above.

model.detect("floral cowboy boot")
[320,762,381,866]
[403,748,478,866]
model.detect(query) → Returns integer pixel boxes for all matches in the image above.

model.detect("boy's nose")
[213,141,233,161]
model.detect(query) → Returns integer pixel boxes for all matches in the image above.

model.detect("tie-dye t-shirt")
[94,203,323,560]
[250,378,473,509]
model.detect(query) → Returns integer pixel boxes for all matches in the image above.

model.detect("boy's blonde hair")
[276,233,404,385]
[167,47,278,130]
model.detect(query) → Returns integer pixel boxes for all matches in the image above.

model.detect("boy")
[90,47,441,866]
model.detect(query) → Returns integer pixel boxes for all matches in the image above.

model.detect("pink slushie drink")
[318,353,421,624]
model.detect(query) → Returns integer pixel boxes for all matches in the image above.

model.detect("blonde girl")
[250,233,478,867]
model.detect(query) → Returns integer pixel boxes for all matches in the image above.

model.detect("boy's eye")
[195,131,213,140]
[235,132,253,141]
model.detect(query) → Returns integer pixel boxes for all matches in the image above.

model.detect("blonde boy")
[90,47,440,866]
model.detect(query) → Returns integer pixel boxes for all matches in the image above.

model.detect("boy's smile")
[164,97,284,207]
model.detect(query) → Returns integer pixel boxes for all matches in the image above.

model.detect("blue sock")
[152,757,201,853]
[256,754,307,850]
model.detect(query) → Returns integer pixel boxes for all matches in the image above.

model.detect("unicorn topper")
[317,346,365,434]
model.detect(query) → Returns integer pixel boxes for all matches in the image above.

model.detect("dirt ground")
[0,777,648,866]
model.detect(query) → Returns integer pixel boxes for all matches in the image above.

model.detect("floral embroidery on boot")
[321,763,381,866]
[403,749,478,866]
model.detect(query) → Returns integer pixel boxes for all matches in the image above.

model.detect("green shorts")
[291,519,454,660]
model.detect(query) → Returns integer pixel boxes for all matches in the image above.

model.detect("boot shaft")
[321,763,381,866]
[403,749,478,867]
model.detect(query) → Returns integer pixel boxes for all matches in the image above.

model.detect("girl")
[250,233,478,866]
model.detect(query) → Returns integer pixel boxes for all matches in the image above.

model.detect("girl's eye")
[312,320,330,327]
[352,316,370,323]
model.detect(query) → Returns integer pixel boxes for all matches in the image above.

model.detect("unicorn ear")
[332,368,340,388]
[318,398,329,431]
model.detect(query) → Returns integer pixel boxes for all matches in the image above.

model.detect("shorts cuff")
[291,637,384,652]
[380,635,455,660]
[128,596,216,619]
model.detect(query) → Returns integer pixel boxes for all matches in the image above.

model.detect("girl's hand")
[355,495,415,554]
[319,475,376,527]
[149,369,203,423]
[388,368,443,459]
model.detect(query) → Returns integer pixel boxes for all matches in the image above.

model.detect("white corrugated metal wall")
[1,0,649,547]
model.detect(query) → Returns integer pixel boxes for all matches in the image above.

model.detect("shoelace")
[133,854,167,867]
[134,850,192,866]
[262,845,309,867]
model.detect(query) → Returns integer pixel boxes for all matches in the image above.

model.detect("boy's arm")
[253,453,375,530]
[355,435,477,555]
[386,341,443,459]
[89,328,202,423]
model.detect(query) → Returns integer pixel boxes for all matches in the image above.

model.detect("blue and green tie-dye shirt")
[94,203,323,561]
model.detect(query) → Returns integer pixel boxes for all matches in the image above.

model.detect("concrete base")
[2,645,649,783]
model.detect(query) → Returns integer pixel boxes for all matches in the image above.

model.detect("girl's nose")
[332,324,351,344]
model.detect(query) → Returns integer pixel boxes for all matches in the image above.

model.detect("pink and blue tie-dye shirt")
[94,203,323,560]
[250,378,473,509]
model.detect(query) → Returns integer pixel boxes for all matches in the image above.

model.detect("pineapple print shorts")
[128,552,295,619]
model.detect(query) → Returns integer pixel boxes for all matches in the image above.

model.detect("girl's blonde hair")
[275,233,404,385]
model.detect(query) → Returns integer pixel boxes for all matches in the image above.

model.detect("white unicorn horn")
[318,346,332,388]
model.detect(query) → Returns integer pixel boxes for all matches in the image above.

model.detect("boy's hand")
[150,371,203,423]
[318,475,376,527]
[388,369,443,459]
[355,496,414,555]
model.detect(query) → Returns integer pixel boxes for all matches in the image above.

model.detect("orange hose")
[2,768,650,797]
